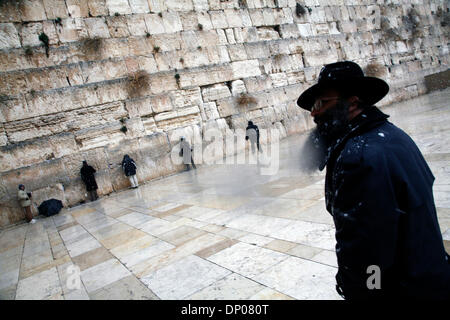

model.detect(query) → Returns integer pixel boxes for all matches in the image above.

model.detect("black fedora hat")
[297,61,389,111]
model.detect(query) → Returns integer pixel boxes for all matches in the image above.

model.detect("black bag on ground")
[38,199,63,217]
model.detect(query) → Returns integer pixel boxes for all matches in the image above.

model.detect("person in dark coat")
[245,121,261,153]
[80,160,98,201]
[180,137,196,171]
[297,61,450,300]
[122,154,139,188]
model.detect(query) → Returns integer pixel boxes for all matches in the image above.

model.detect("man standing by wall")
[297,61,450,299]
[18,184,36,224]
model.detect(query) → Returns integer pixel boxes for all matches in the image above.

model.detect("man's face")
[299,88,353,172]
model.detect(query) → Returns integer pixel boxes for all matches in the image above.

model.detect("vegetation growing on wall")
[127,70,150,98]
[81,37,103,60]
[38,32,49,57]
[236,93,257,107]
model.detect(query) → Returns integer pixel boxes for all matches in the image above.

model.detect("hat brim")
[297,77,389,111]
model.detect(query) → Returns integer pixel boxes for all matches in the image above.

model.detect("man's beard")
[300,100,351,173]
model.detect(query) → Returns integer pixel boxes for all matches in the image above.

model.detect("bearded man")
[297,61,450,300]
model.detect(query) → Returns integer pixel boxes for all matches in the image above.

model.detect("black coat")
[80,164,98,191]
[323,106,450,300]
[122,157,137,176]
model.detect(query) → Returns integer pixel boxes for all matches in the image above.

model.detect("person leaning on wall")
[80,160,99,201]
[18,184,36,224]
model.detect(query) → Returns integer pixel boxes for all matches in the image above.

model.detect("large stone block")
[85,17,111,38]
[127,14,148,37]
[197,11,213,30]
[231,59,261,79]
[19,22,43,47]
[201,83,231,102]
[178,64,234,88]
[144,14,165,35]
[147,0,166,13]
[66,0,90,18]
[129,0,150,13]
[224,9,245,28]
[0,23,21,50]
[19,0,47,22]
[125,97,154,117]
[165,0,194,11]
[0,2,21,22]
[210,10,229,29]
[106,0,132,15]
[162,11,183,34]
[106,15,130,38]
[87,0,109,16]
[32,183,66,207]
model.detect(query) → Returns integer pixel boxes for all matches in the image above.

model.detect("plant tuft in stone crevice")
[127,70,151,98]
[38,32,49,57]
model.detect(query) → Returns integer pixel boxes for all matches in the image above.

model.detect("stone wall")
[0,0,449,227]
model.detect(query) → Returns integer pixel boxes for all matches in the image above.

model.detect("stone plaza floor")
[1,88,449,300]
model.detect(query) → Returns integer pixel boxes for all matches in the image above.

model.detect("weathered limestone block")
[129,0,150,13]
[199,102,220,121]
[197,11,213,30]
[162,11,183,34]
[297,23,314,37]
[147,94,173,114]
[227,43,247,61]
[231,80,246,95]
[257,27,281,41]
[85,17,111,38]
[224,9,245,28]
[180,12,199,31]
[66,0,90,18]
[57,18,84,43]
[287,70,305,85]
[248,9,264,26]
[124,117,146,139]
[94,80,129,105]
[205,45,230,64]
[244,42,270,59]
[75,123,125,151]
[201,83,231,102]
[87,0,109,16]
[216,29,228,44]
[144,14,165,35]
[0,133,78,171]
[225,28,236,44]
[236,26,259,43]
[262,8,276,25]
[147,0,166,13]
[125,97,154,118]
[106,16,130,37]
[165,0,194,11]
[106,0,132,15]
[149,33,181,52]
[127,14,148,36]
[0,23,21,49]
[142,117,159,134]
[179,64,234,88]
[210,10,229,29]
[5,101,127,143]
[197,29,220,47]
[20,22,43,47]
[231,59,261,79]
[32,183,66,207]
[19,0,47,22]
[243,74,273,93]
[154,106,201,131]
[193,0,209,11]
[280,23,300,38]
[0,2,21,22]
[270,73,289,87]
[180,30,200,50]
[170,87,203,109]
[21,86,99,120]
[149,73,178,94]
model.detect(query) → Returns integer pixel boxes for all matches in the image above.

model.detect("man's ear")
[347,95,360,111]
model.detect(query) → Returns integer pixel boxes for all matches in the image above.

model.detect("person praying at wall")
[80,160,99,201]
[180,137,196,171]
[245,121,261,154]
[122,154,139,188]
[18,184,36,224]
